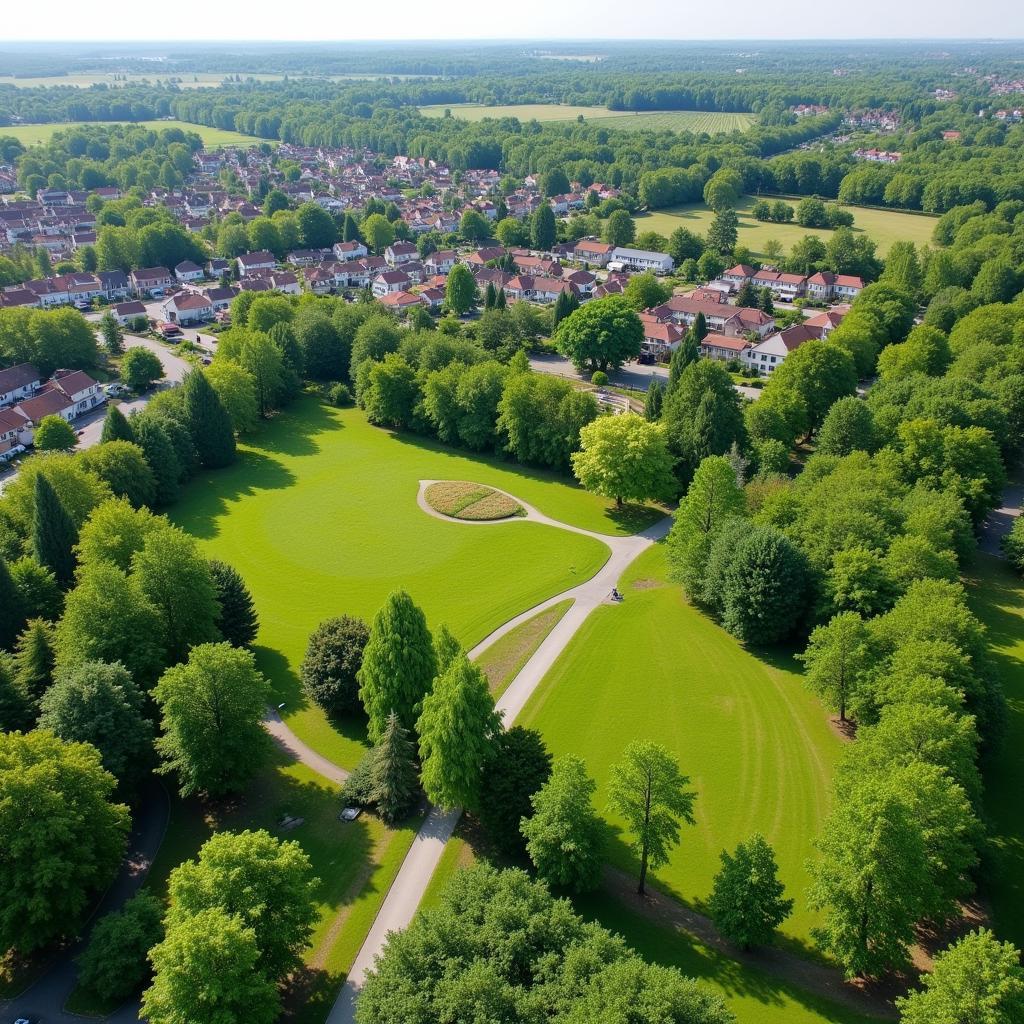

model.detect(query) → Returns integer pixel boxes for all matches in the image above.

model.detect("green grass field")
[636,196,938,258]
[966,554,1024,947]
[418,104,754,133]
[0,119,265,147]
[170,398,656,770]
[518,544,842,948]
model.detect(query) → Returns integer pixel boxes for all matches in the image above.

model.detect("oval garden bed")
[424,481,524,521]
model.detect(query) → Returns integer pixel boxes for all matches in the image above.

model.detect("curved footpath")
[0,780,170,1024]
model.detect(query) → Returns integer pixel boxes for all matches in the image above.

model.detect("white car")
[104,383,129,397]
[339,806,361,822]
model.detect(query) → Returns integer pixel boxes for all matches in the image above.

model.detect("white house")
[372,270,412,297]
[174,260,206,284]
[237,251,277,276]
[384,242,418,267]
[0,363,42,408]
[161,293,214,326]
[609,247,674,274]
[111,300,148,326]
[130,267,173,297]
[805,272,864,302]
[333,240,369,261]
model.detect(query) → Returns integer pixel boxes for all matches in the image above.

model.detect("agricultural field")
[636,196,939,258]
[518,544,843,947]
[170,398,647,771]
[418,103,755,132]
[966,554,1024,947]
[0,119,266,147]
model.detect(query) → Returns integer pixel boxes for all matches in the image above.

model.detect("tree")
[703,168,743,212]
[142,907,280,1024]
[459,209,490,243]
[0,554,23,650]
[817,397,875,456]
[360,353,419,429]
[77,892,164,1004]
[666,454,746,596]
[132,525,219,664]
[552,287,579,327]
[358,590,437,742]
[296,200,336,248]
[808,777,930,977]
[204,360,259,434]
[555,295,643,372]
[709,834,793,949]
[706,208,739,256]
[207,559,258,648]
[34,413,77,451]
[154,643,271,797]
[541,168,571,197]
[530,204,556,251]
[417,653,500,810]
[478,726,552,855]
[75,496,160,572]
[704,522,809,644]
[369,710,420,824]
[572,414,675,507]
[445,262,477,316]
[644,378,665,421]
[764,340,857,435]
[39,660,152,792]
[239,333,284,418]
[99,311,123,355]
[799,612,873,722]
[100,403,135,444]
[79,440,157,509]
[604,209,636,247]
[132,416,182,506]
[362,212,395,254]
[521,754,603,892]
[32,471,78,586]
[181,369,235,468]
[0,657,33,732]
[300,614,369,716]
[623,271,671,311]
[166,828,318,979]
[607,741,696,895]
[121,346,163,392]
[896,928,1024,1024]
[667,332,699,390]
[432,622,462,674]
[0,730,129,954]
[9,556,61,624]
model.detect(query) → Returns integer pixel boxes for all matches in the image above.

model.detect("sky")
[2,0,1024,43]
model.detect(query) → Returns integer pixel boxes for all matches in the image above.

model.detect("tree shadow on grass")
[246,396,341,460]
[173,449,297,539]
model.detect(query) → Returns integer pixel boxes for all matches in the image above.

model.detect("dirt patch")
[631,578,662,590]
[827,716,858,743]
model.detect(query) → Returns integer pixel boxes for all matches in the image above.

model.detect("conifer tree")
[0,555,21,650]
[369,710,419,824]
[32,474,78,587]
[644,378,665,421]
[483,281,496,310]
[433,623,462,675]
[667,333,699,392]
[358,590,437,742]
[100,405,135,445]
[181,369,236,469]
[208,560,259,648]
[15,618,56,707]
[132,416,181,507]
[0,657,33,732]
[494,287,507,310]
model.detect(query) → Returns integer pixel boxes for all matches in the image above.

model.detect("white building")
[609,247,674,274]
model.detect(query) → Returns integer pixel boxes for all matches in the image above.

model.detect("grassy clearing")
[170,398,658,770]
[518,544,842,948]
[418,102,634,122]
[1,119,265,147]
[965,554,1024,947]
[635,195,938,257]
[476,599,574,696]
[424,480,522,520]
[588,111,756,133]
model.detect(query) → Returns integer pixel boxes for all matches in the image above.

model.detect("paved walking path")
[0,780,171,1024]
[978,478,1024,556]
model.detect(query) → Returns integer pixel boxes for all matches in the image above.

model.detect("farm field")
[518,544,843,947]
[635,195,939,257]
[966,554,1024,947]
[170,398,652,771]
[0,119,265,147]
[418,103,754,132]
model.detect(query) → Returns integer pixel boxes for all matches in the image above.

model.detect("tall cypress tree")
[644,379,665,422]
[0,555,22,651]
[369,710,419,824]
[667,333,699,393]
[133,417,181,507]
[693,312,708,342]
[15,618,56,707]
[31,475,78,588]
[181,369,236,469]
[483,282,496,310]
[208,560,259,648]
[357,590,437,742]
[0,658,33,732]
[100,405,135,444]
[495,287,507,310]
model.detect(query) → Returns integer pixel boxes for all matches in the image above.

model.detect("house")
[752,270,806,301]
[804,308,848,337]
[0,406,28,459]
[111,300,148,326]
[0,362,42,408]
[654,296,775,339]
[287,249,327,267]
[372,270,412,297]
[384,242,418,267]
[722,264,756,286]
[202,286,238,311]
[304,266,336,295]
[267,272,301,296]
[174,260,205,284]
[333,240,369,261]
[417,286,446,309]
[805,271,864,302]
[608,247,674,274]
[161,293,214,326]
[130,267,173,297]
[47,369,106,416]
[96,270,130,301]
[237,251,277,276]
[425,250,457,275]
[0,289,40,309]
[700,336,751,362]
[742,323,821,376]
[563,269,597,295]
[513,254,562,278]
[378,290,423,312]
[640,321,684,360]
[207,258,231,278]
[11,389,73,430]
[462,246,506,266]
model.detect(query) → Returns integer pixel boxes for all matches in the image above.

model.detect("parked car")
[158,321,182,338]
[104,383,129,397]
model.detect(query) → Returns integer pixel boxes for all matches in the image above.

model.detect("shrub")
[591,370,609,387]
[329,382,352,406]
[77,892,164,1003]
[300,615,370,716]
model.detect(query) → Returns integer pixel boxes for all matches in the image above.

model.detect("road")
[0,781,170,1024]
[979,478,1024,556]
[327,485,672,1024]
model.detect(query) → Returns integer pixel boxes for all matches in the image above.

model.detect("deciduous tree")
[709,834,793,949]
[572,413,675,506]
[300,614,369,716]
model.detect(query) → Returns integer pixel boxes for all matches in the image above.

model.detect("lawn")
[475,599,573,697]
[170,397,651,770]
[518,544,843,948]
[635,196,938,257]
[417,104,753,133]
[0,119,265,147]
[965,554,1024,947]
